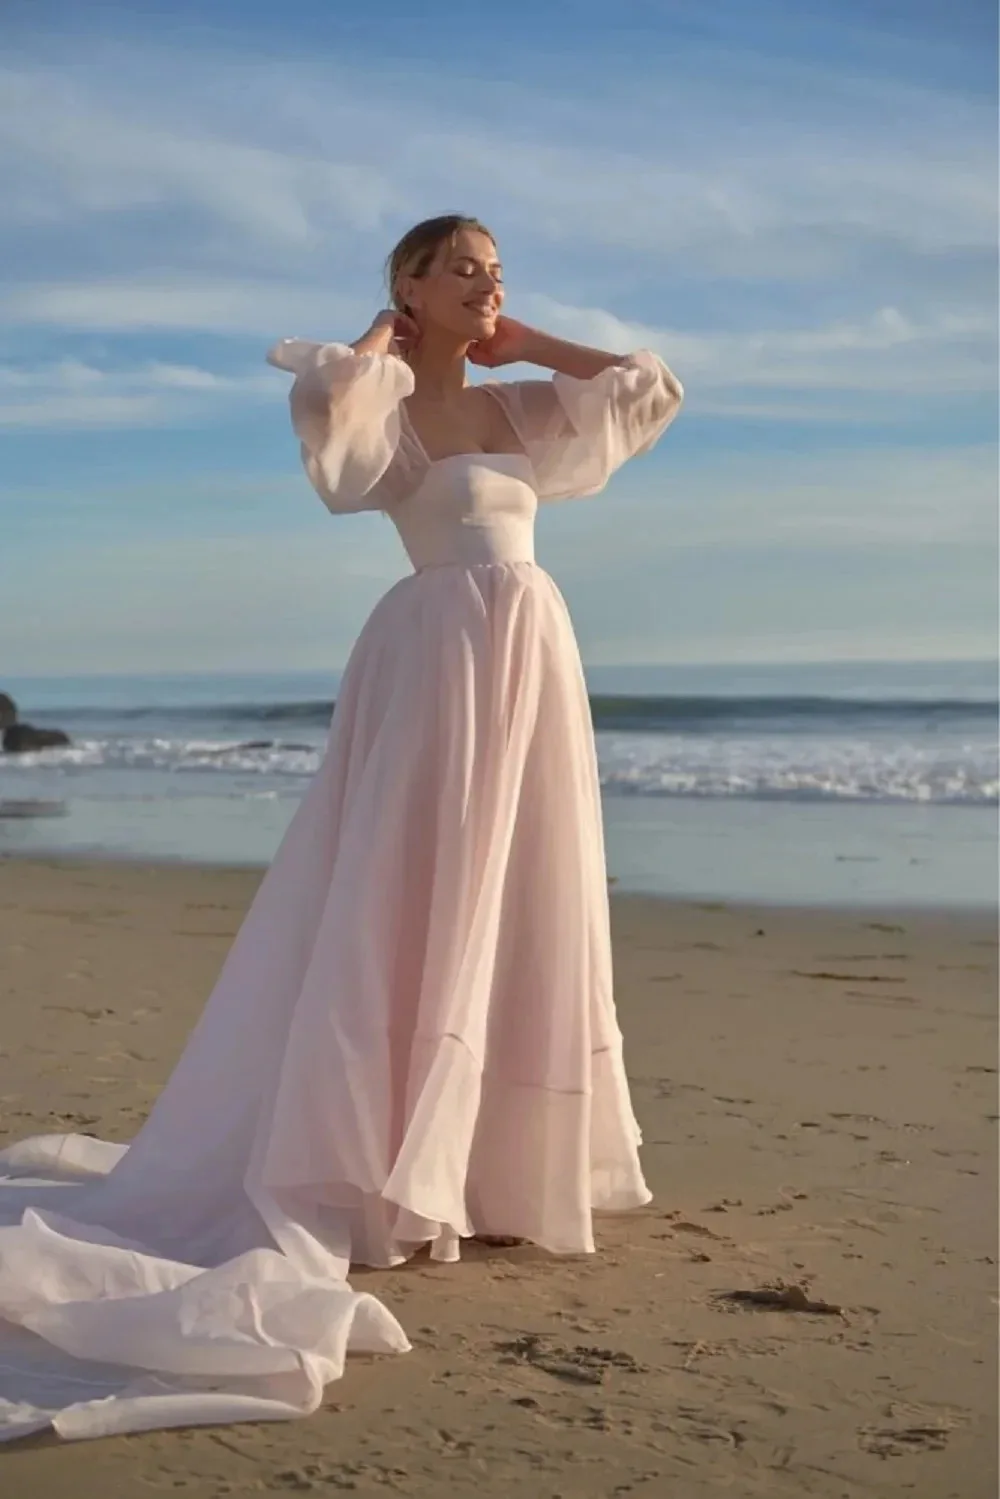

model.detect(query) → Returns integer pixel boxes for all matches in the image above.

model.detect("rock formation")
[0,692,72,753]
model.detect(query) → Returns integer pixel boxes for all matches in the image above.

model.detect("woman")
[0,214,683,1441]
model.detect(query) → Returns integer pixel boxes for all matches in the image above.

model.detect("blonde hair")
[385,214,496,314]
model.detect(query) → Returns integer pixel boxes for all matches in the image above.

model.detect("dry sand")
[0,855,996,1498]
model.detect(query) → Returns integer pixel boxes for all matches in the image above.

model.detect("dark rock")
[3,723,72,753]
[0,694,16,729]
[0,799,67,818]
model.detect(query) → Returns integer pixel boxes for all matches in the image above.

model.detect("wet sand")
[0,856,996,1497]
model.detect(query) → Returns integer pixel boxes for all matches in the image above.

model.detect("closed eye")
[450,257,503,282]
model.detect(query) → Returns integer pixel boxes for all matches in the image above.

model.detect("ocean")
[1,659,996,908]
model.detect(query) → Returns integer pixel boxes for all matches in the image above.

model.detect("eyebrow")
[449,253,503,270]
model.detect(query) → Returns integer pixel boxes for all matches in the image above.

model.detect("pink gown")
[0,339,683,1440]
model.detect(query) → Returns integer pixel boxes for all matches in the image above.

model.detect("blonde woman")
[0,214,683,1441]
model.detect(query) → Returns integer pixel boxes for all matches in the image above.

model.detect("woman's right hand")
[351,310,420,359]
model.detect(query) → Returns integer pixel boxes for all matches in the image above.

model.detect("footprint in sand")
[494,1332,645,1385]
[844,991,919,1007]
[815,952,909,962]
[858,1423,951,1457]
[172,929,238,939]
[791,970,906,984]
[43,1003,113,1019]
[665,1220,727,1241]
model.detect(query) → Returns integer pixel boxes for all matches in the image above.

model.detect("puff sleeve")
[493,351,682,503]
[266,338,416,512]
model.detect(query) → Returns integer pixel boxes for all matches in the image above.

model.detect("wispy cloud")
[3,290,990,430]
[522,297,996,410]
[1,42,993,279]
[1,37,993,433]
[0,65,400,245]
[0,356,281,427]
[2,277,364,336]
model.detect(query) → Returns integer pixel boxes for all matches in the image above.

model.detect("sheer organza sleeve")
[493,351,683,503]
[266,338,416,512]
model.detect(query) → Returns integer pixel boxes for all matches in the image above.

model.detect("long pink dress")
[0,339,683,1440]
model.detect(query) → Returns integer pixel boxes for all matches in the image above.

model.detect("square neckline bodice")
[397,385,534,474]
[390,447,541,573]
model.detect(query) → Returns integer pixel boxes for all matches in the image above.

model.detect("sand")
[0,855,996,1498]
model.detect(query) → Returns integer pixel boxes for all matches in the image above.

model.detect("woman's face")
[400,228,504,343]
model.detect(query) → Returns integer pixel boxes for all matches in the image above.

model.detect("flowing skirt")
[0,560,650,1441]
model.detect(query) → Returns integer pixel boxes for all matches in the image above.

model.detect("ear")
[396,274,422,315]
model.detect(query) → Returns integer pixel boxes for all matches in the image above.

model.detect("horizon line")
[4,655,997,683]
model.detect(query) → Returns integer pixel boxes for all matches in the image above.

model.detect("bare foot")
[472,1234,526,1248]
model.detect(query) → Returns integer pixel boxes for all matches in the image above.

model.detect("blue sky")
[2,0,996,674]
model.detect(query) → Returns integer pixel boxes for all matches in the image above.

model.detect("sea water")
[1,659,996,907]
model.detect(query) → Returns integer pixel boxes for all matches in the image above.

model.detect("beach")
[0,855,995,1497]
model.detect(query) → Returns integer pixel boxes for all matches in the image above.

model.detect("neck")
[407,326,470,398]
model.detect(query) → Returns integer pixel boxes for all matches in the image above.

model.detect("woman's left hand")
[467,316,537,368]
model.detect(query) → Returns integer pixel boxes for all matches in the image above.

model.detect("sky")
[1,0,997,676]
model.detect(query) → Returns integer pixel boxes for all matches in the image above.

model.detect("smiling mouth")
[464,300,497,315]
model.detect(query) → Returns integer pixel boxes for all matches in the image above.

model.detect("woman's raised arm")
[468,315,683,403]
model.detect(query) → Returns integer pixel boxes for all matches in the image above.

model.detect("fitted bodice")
[266,339,683,525]
[390,454,539,571]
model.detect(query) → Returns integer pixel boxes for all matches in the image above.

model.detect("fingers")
[392,314,421,357]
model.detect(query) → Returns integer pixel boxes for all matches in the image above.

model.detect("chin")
[461,314,497,341]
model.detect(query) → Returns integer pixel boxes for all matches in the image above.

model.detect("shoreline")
[1,786,997,914]
[0,851,995,917]
[1,846,996,923]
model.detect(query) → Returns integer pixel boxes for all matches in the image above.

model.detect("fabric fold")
[489,350,684,502]
[0,560,650,1443]
[266,339,416,512]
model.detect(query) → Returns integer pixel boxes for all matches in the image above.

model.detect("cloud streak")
[0,356,281,427]
[0,37,992,432]
[3,277,365,336]
[1,43,994,277]
[523,297,996,406]
[0,65,400,246]
[2,291,991,430]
